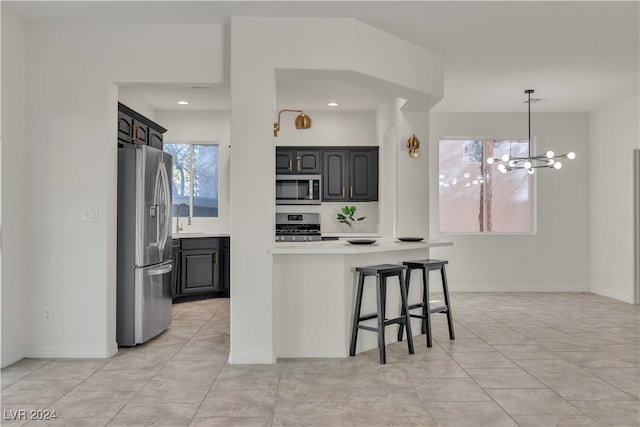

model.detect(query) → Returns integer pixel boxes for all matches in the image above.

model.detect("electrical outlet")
[81,207,98,222]
[43,307,53,322]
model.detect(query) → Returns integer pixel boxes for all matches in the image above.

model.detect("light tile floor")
[1,293,639,426]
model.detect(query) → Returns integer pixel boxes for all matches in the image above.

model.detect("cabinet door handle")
[213,253,218,264]
[297,159,301,172]
[350,186,353,198]
[132,124,138,141]
[341,186,345,198]
[289,160,292,172]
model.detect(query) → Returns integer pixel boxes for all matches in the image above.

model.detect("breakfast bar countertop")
[271,238,453,255]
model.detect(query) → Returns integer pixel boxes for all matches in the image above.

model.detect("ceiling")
[8,1,639,113]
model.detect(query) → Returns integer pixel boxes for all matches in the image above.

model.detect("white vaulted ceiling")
[8,1,638,113]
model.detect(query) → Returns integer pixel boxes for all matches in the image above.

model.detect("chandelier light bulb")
[546,151,555,158]
[464,173,471,178]
[523,161,532,169]
[548,159,555,165]
[509,160,516,167]
[501,154,510,162]
[567,152,576,160]
[554,162,563,169]
[500,168,507,174]
[487,158,494,165]
[528,168,535,175]
[497,164,506,172]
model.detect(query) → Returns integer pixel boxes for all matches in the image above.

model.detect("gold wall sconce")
[274,109,312,137]
[407,134,421,157]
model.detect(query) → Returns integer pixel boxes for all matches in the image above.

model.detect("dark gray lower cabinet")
[222,238,230,291]
[181,247,220,295]
[171,239,181,298]
[173,236,230,302]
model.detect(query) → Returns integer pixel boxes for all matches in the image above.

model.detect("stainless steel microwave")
[275,175,322,205]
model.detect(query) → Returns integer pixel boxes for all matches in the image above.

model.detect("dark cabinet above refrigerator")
[118,102,167,150]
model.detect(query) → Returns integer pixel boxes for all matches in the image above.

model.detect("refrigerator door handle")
[147,263,173,276]
[159,161,171,252]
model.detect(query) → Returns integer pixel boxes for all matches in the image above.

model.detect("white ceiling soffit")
[119,80,385,112]
[7,1,638,113]
[120,84,231,111]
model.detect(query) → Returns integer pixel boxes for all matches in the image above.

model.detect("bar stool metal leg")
[349,272,365,357]
[398,270,414,355]
[375,274,386,364]
[423,266,433,347]
[397,267,412,342]
[441,265,455,340]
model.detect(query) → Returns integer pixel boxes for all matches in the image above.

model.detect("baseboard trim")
[276,351,348,359]
[449,285,589,293]
[25,346,115,359]
[1,346,27,368]
[228,350,276,365]
[590,287,636,304]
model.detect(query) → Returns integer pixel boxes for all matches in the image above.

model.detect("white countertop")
[271,238,452,254]
[172,233,230,239]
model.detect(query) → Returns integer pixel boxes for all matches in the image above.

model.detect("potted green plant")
[337,206,366,227]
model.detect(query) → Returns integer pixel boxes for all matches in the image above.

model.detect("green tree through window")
[164,143,219,218]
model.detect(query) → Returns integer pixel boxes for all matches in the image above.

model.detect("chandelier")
[487,89,575,174]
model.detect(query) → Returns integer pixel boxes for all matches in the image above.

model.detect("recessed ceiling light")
[177,100,189,105]
[327,102,340,107]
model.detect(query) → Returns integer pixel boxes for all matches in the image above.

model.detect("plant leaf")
[357,216,366,221]
[341,206,351,215]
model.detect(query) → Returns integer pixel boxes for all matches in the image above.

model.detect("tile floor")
[1,292,639,426]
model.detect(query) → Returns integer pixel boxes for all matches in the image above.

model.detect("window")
[164,142,219,218]
[439,139,533,233]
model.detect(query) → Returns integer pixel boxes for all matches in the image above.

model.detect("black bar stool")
[350,264,414,364]
[397,259,455,347]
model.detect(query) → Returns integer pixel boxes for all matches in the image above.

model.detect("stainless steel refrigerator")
[117,144,173,346]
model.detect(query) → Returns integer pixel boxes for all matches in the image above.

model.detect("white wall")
[397,109,430,238]
[429,112,590,291]
[118,87,157,121]
[156,110,232,234]
[229,16,442,364]
[275,111,377,147]
[18,22,224,359]
[589,95,639,303]
[1,6,28,367]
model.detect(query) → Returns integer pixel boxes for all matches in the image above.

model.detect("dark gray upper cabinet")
[349,150,378,201]
[275,149,321,174]
[276,150,296,174]
[117,111,134,144]
[117,103,167,149]
[322,151,348,200]
[323,148,378,202]
[148,128,164,150]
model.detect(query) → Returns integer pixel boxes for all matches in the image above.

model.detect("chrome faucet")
[175,203,191,233]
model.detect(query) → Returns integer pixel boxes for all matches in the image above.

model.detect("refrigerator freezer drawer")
[134,261,173,344]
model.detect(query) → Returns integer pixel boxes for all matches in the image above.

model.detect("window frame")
[438,136,537,235]
[164,140,220,219]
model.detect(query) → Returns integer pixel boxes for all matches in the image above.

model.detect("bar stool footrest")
[430,305,449,314]
[358,313,379,322]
